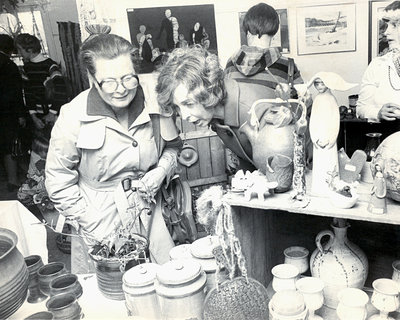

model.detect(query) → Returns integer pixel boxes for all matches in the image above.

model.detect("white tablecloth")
[0,200,48,264]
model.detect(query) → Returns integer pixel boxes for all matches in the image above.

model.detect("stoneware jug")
[310,221,368,308]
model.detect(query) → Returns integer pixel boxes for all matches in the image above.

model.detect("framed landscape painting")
[296,3,356,55]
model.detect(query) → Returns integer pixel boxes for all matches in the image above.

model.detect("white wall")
[75,0,369,105]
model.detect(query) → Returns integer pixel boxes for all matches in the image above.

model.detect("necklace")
[388,66,400,91]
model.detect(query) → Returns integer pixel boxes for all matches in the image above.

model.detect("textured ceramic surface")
[38,262,67,296]
[46,293,81,320]
[24,255,47,303]
[49,273,83,299]
[371,132,400,202]
[0,228,29,319]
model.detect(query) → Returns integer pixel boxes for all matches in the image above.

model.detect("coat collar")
[83,85,147,127]
[221,79,240,127]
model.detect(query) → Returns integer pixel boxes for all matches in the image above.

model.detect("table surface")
[225,170,400,225]
[10,274,141,320]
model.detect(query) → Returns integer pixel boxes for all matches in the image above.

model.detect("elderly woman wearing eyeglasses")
[45,34,181,273]
[357,1,400,139]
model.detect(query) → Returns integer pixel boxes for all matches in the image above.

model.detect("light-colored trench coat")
[45,85,179,272]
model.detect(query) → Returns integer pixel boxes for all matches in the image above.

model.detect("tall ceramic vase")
[310,220,368,309]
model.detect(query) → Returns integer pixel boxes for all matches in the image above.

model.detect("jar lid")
[123,263,160,287]
[156,259,202,285]
[169,244,193,260]
[191,236,220,259]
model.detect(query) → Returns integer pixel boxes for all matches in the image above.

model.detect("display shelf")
[225,170,400,225]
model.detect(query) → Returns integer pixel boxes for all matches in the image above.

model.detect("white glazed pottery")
[296,277,324,320]
[310,222,368,308]
[271,264,299,292]
[337,287,369,320]
[269,290,308,320]
[368,278,400,320]
[284,246,309,274]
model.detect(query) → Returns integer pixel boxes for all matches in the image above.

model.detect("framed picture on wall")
[296,3,356,55]
[369,0,392,63]
[238,9,289,53]
[127,4,217,73]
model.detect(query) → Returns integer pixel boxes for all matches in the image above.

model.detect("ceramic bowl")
[329,190,359,209]
[49,273,83,299]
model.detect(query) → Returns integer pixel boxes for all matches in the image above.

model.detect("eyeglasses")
[95,74,139,93]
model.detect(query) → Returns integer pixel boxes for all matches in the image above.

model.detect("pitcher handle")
[315,230,335,253]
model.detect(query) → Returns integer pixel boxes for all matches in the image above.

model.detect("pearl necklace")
[388,65,400,91]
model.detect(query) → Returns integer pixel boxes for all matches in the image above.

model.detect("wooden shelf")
[224,170,400,225]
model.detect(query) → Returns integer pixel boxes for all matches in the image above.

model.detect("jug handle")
[315,230,335,253]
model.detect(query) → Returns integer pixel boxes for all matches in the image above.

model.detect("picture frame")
[369,0,392,63]
[126,4,217,73]
[296,3,356,55]
[238,9,289,53]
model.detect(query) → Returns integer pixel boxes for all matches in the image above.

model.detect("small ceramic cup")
[336,287,368,320]
[283,246,309,275]
[49,273,83,299]
[271,264,299,293]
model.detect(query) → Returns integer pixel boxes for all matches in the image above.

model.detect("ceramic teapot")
[239,98,307,192]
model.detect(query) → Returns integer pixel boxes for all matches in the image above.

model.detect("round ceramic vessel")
[49,273,83,299]
[38,262,67,296]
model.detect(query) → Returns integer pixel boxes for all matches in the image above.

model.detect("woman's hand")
[138,167,166,199]
[379,103,400,121]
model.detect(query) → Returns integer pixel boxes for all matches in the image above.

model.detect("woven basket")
[203,276,269,320]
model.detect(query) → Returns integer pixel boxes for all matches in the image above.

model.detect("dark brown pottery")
[0,227,29,319]
[24,311,54,319]
[49,273,83,299]
[38,262,67,296]
[46,293,81,320]
[89,233,149,300]
[24,254,47,303]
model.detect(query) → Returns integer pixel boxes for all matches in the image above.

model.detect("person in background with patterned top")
[356,0,400,139]
[0,34,26,193]
[14,33,70,207]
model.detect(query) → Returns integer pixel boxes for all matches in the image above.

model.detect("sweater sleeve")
[356,59,382,122]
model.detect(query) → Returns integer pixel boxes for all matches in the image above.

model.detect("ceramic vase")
[49,273,83,299]
[271,263,299,293]
[0,227,29,319]
[24,255,47,303]
[284,246,309,275]
[310,221,368,308]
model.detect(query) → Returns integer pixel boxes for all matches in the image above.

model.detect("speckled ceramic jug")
[310,222,368,309]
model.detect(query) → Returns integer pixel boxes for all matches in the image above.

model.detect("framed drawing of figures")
[127,4,217,73]
[296,3,356,55]
[369,0,392,63]
[238,9,289,53]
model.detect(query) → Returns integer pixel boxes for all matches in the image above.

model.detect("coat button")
[132,140,138,147]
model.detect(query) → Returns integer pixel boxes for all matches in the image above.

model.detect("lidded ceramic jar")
[122,263,161,319]
[155,259,207,320]
[310,221,368,308]
[190,236,220,292]
[169,244,193,260]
